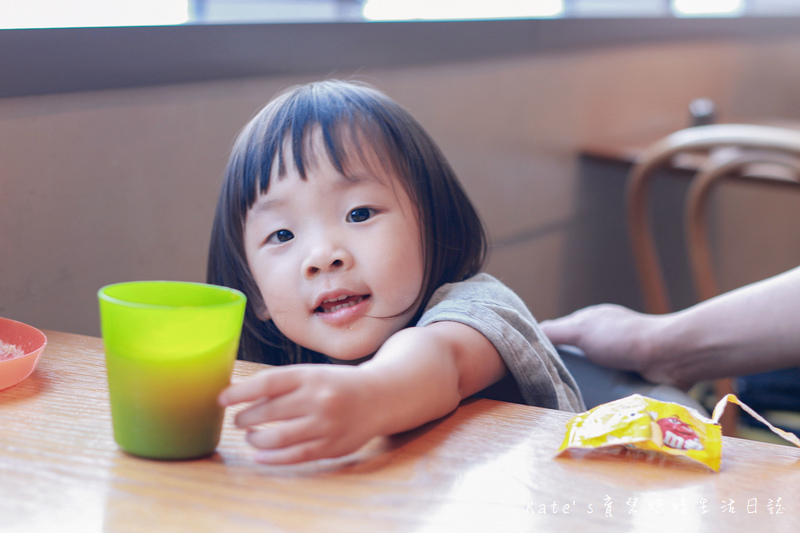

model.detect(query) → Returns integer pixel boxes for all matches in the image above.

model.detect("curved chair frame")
[686,148,800,302]
[628,124,800,315]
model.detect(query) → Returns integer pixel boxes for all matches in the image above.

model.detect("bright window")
[0,0,189,29]
[671,0,745,17]
[2,0,800,29]
[362,0,564,20]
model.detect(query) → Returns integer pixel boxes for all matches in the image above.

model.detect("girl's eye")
[268,229,294,244]
[347,207,374,223]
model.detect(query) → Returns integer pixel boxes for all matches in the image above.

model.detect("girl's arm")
[218,322,505,464]
[541,266,800,390]
[359,321,507,436]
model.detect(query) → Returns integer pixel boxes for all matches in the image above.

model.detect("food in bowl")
[0,317,48,390]
[0,341,25,361]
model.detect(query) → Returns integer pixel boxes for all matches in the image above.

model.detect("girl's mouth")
[316,294,370,314]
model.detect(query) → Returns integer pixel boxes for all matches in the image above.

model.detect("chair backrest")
[685,147,800,302]
[626,123,800,436]
[627,123,800,315]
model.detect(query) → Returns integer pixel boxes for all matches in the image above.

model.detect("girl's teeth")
[323,295,364,313]
[329,301,355,313]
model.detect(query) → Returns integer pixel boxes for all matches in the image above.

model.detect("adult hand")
[543,267,800,389]
[540,304,670,384]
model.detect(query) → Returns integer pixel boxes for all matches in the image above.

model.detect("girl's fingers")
[232,390,310,428]
[219,364,371,464]
[245,418,326,456]
[253,437,337,465]
[219,366,303,406]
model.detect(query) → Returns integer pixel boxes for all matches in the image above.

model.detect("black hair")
[207,80,487,365]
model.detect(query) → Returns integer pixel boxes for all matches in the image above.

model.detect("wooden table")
[2,331,799,532]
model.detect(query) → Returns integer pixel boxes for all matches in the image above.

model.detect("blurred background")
[3,0,800,337]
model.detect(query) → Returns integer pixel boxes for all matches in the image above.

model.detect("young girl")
[207,80,583,464]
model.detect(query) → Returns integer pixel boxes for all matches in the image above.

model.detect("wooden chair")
[626,123,800,436]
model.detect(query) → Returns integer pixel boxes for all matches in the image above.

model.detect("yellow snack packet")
[558,394,800,472]
[558,394,723,471]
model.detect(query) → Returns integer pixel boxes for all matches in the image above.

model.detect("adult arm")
[540,266,800,390]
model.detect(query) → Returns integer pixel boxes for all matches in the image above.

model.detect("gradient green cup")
[98,281,246,460]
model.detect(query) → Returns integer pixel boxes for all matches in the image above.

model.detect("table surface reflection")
[2,330,799,532]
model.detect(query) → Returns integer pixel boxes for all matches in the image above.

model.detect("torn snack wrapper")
[557,393,800,472]
[712,393,800,447]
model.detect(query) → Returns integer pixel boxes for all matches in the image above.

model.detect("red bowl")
[0,317,47,390]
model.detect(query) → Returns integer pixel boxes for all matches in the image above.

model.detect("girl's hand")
[219,322,505,465]
[219,365,382,465]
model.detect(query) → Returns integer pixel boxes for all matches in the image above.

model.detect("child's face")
[243,135,425,361]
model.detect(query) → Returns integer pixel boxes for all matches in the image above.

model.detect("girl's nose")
[302,241,353,278]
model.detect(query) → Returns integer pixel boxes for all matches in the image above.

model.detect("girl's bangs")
[244,111,406,205]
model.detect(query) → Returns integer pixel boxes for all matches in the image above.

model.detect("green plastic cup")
[98,281,246,460]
